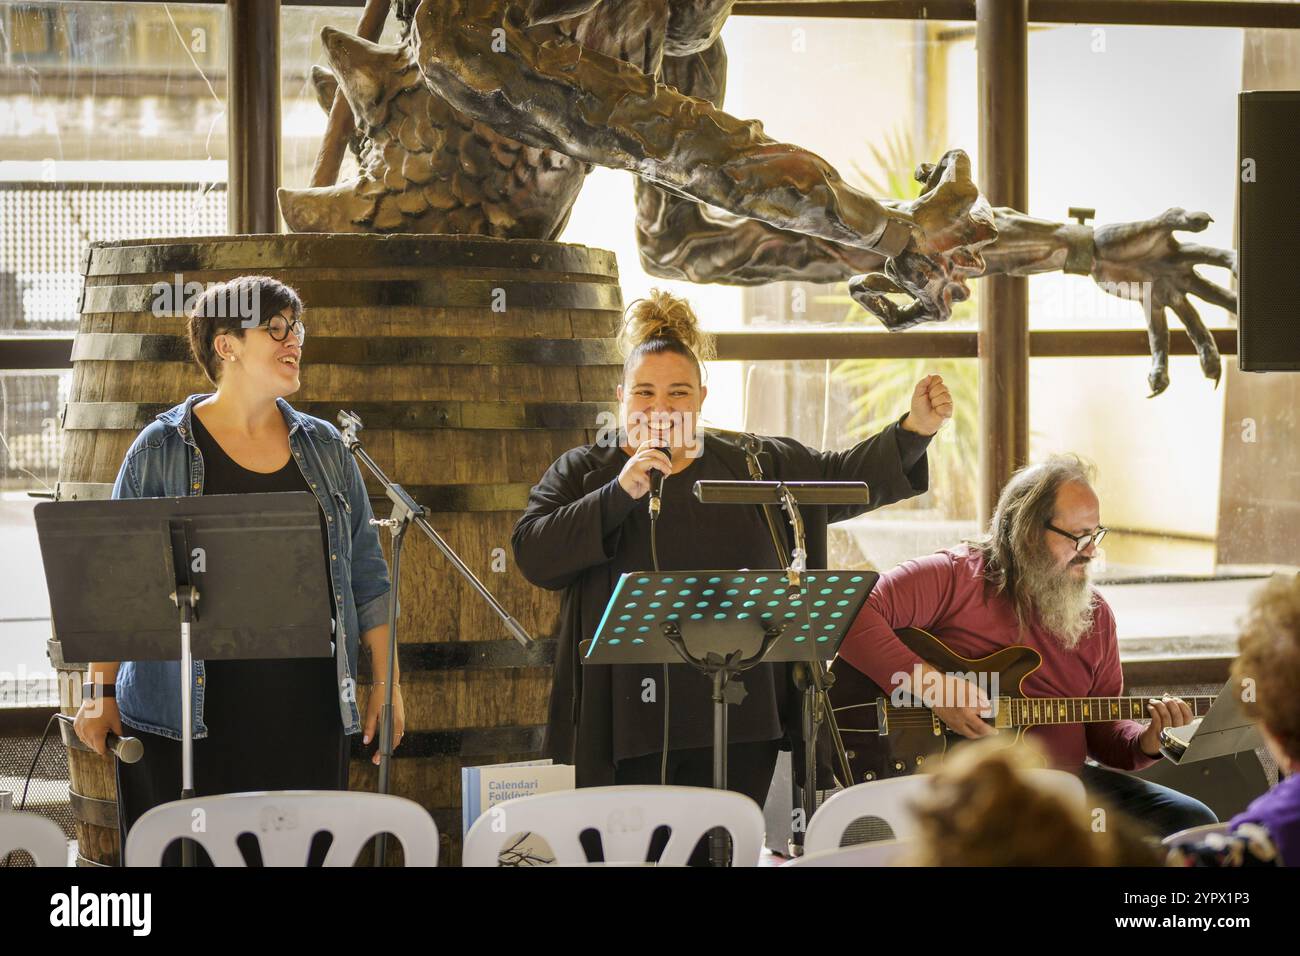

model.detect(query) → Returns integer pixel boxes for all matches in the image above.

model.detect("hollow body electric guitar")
[826,627,1216,784]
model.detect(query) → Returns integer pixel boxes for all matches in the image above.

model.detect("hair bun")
[620,289,715,362]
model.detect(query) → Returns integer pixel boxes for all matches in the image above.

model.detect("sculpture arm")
[638,184,1097,285]
[631,43,1234,395]
[411,0,912,256]
[635,39,1073,287]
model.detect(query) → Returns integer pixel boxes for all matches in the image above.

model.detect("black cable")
[3,712,59,867]
[651,507,671,786]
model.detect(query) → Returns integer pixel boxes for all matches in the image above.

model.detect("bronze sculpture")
[279,0,1237,396]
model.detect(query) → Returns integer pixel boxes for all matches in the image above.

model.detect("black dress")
[115,412,349,866]
[512,419,932,795]
[606,449,785,764]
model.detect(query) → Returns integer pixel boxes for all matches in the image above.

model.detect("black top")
[116,412,350,861]
[188,413,340,736]
[606,450,787,760]
[190,412,335,621]
[512,418,932,787]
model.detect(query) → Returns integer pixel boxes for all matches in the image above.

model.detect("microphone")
[55,713,144,764]
[648,444,673,520]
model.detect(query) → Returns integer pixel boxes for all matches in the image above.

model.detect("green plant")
[823,125,980,518]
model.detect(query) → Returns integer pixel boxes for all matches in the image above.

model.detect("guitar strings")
[833,695,1214,733]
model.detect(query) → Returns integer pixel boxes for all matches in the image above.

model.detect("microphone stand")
[693,479,859,856]
[772,484,854,855]
[337,410,535,867]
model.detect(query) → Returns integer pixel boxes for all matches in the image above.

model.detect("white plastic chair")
[782,839,912,868]
[0,812,69,867]
[462,785,765,866]
[1024,768,1087,808]
[124,791,439,867]
[1162,821,1232,849]
[804,768,1087,855]
[803,776,929,855]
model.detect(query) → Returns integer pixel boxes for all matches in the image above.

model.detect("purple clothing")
[1231,770,1300,866]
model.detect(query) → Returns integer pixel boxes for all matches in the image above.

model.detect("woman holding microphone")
[73,275,400,865]
[511,289,952,856]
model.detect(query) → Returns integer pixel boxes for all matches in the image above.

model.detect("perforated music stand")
[583,569,875,862]
[36,492,332,867]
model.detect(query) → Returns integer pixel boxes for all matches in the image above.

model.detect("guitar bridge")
[875,698,889,737]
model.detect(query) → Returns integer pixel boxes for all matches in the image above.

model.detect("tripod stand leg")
[800,672,816,851]
[180,614,196,868]
[792,659,853,854]
[373,518,406,868]
[710,669,731,867]
[822,688,854,786]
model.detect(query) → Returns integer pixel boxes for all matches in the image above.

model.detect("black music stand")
[35,492,332,867]
[582,568,874,865]
[693,478,876,855]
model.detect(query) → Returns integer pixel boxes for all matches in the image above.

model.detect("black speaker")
[1238,91,1300,371]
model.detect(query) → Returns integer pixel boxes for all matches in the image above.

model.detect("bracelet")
[871,217,912,258]
[371,681,400,687]
[1062,223,1096,276]
[82,681,115,699]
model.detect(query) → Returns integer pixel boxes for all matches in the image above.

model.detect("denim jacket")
[110,393,391,739]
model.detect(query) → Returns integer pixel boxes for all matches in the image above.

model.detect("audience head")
[904,739,1163,867]
[1232,574,1300,774]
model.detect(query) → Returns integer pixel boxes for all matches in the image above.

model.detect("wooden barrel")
[48,639,120,866]
[56,234,623,864]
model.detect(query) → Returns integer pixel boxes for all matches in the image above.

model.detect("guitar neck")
[1002,695,1216,727]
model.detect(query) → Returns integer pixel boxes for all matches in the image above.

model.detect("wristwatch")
[82,681,116,699]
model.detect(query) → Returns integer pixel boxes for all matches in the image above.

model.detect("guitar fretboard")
[1002,695,1216,727]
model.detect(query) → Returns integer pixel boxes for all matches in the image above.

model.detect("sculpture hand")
[1090,207,1236,396]
[848,149,998,330]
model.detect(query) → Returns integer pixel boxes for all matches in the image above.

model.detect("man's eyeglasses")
[1045,522,1108,552]
[255,314,306,344]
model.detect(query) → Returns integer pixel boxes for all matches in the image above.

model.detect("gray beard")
[1020,549,1096,649]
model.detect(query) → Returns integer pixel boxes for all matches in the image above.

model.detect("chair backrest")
[1024,768,1087,808]
[124,791,439,867]
[0,812,68,867]
[462,785,765,866]
[805,766,1089,856]
[782,839,912,868]
[803,776,929,855]
[1162,821,1232,849]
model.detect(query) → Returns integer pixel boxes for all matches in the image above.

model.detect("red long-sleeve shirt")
[838,545,1156,772]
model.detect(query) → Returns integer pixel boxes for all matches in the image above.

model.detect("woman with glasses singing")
[72,275,399,865]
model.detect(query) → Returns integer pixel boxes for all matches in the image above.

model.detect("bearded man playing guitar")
[834,453,1217,838]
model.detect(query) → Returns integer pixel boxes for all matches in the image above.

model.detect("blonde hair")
[619,289,715,383]
[904,739,1162,867]
[1231,574,1300,762]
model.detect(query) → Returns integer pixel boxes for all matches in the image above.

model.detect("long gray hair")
[964,453,1098,632]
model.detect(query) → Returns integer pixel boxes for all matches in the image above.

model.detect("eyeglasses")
[257,314,306,344]
[1045,522,1108,552]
